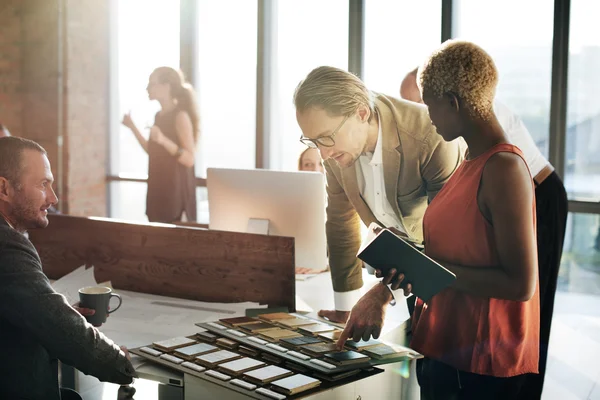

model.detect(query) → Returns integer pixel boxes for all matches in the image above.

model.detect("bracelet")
[174,147,184,159]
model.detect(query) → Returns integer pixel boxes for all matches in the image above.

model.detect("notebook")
[323,351,371,365]
[280,336,323,349]
[363,344,419,360]
[258,312,296,321]
[271,374,321,395]
[300,342,339,357]
[196,350,241,367]
[218,357,265,376]
[152,337,197,352]
[243,365,294,385]
[173,343,218,360]
[219,316,259,327]
[357,228,456,301]
[345,339,383,350]
[298,323,337,335]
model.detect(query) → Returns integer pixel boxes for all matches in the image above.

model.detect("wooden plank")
[28,214,295,311]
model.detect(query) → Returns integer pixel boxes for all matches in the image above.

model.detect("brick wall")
[0,1,23,138]
[21,0,61,208]
[0,0,109,217]
[63,0,108,216]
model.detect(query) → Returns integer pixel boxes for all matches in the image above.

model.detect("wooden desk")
[29,215,418,399]
[29,214,296,311]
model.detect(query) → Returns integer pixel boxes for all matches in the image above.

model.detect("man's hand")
[120,346,131,361]
[336,284,392,349]
[72,302,110,327]
[118,385,137,400]
[318,309,350,324]
[387,227,410,239]
[118,385,136,400]
[72,302,96,317]
[375,268,412,295]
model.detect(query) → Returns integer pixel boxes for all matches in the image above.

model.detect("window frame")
[108,0,600,218]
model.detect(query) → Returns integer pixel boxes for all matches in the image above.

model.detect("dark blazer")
[0,216,135,400]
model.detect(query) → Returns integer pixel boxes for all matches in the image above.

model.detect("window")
[196,187,209,225]
[111,0,180,221]
[548,212,600,398]
[363,0,442,97]
[270,0,349,172]
[453,0,554,158]
[559,213,600,295]
[115,0,181,178]
[109,181,148,222]
[195,0,258,177]
[565,0,600,202]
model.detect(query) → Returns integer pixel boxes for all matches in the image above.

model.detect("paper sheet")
[100,292,267,348]
[51,265,98,305]
[50,265,269,349]
[294,295,314,313]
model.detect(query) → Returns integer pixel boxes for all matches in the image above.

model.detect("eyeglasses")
[299,114,350,149]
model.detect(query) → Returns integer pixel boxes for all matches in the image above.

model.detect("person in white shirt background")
[400,67,568,400]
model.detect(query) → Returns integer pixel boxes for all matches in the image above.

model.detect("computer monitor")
[207,168,327,271]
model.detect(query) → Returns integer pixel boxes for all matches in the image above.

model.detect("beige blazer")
[325,94,463,292]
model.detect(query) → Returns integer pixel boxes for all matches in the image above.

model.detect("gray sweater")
[0,217,135,399]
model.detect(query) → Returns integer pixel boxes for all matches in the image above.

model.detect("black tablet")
[357,228,456,302]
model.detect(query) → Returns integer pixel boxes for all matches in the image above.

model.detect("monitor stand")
[247,218,270,235]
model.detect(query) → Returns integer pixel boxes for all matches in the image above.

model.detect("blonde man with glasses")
[294,66,462,339]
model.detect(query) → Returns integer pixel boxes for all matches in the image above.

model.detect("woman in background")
[298,147,324,173]
[411,40,539,399]
[122,67,199,223]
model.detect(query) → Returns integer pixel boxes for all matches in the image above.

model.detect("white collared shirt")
[455,101,549,175]
[3,217,15,230]
[494,101,548,177]
[334,113,408,313]
[355,119,407,236]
